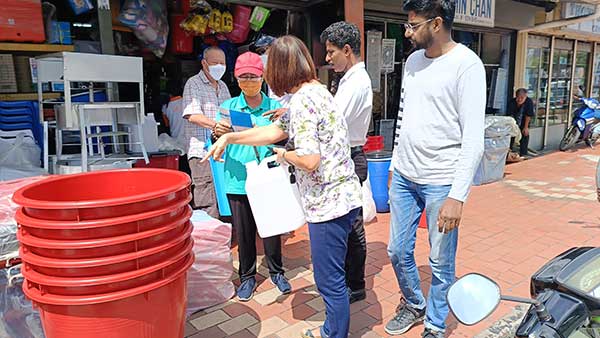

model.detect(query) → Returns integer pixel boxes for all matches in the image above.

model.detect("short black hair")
[320,21,361,56]
[516,88,528,96]
[403,0,456,30]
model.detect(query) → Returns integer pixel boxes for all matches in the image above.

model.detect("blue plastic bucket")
[367,151,392,213]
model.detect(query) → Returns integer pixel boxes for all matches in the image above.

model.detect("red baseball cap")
[234,52,263,77]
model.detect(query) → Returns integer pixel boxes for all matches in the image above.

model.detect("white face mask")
[207,64,226,81]
[260,54,268,68]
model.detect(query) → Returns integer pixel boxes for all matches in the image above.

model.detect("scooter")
[447,247,600,338]
[559,98,600,151]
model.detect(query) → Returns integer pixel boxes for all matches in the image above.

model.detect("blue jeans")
[387,170,458,332]
[309,208,359,338]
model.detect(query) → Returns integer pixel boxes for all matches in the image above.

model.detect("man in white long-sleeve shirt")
[384,0,485,337]
[320,21,373,305]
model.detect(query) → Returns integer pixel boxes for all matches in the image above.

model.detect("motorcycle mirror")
[447,273,501,326]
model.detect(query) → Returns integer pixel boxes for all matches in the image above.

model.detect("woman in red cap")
[212,52,291,301]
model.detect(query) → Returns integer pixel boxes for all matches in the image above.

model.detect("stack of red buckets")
[12,169,194,338]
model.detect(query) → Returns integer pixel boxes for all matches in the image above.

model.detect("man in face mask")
[182,46,231,218]
[214,52,290,301]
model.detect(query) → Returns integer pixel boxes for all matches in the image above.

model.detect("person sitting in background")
[162,87,185,145]
[213,52,291,301]
[507,88,534,157]
[162,86,191,176]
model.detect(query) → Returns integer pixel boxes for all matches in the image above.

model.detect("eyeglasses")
[237,76,262,82]
[288,165,296,184]
[404,18,434,33]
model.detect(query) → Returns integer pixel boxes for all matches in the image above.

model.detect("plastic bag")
[0,265,45,338]
[186,211,234,316]
[0,134,41,169]
[249,6,271,31]
[362,176,377,223]
[484,116,520,139]
[118,0,169,58]
[473,136,511,186]
[68,0,93,15]
[158,133,185,155]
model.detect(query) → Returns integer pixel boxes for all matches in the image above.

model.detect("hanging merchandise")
[226,5,252,43]
[171,14,193,54]
[119,0,169,58]
[249,6,271,31]
[221,7,233,33]
[180,0,212,35]
[68,0,94,15]
[208,8,222,33]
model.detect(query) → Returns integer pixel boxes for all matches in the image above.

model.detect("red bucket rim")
[18,207,192,249]
[22,239,193,288]
[23,253,194,306]
[19,223,192,268]
[15,195,192,230]
[12,169,191,210]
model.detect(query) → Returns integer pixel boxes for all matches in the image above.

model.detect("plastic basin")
[12,169,191,221]
[23,255,192,338]
[18,207,191,259]
[16,197,191,240]
[20,224,192,277]
[23,250,193,296]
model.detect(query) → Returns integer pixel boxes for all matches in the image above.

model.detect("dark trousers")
[345,147,368,292]
[227,194,284,282]
[510,132,529,156]
[310,208,360,338]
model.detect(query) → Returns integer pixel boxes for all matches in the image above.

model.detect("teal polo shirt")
[217,93,282,195]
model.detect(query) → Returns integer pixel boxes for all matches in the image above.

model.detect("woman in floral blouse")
[203,35,362,338]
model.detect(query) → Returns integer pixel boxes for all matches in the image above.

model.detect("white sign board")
[455,0,495,27]
[381,39,396,73]
[562,3,600,33]
[366,31,382,92]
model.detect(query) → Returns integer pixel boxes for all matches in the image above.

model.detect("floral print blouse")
[276,84,362,223]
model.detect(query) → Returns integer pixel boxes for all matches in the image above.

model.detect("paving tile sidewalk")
[186,148,600,338]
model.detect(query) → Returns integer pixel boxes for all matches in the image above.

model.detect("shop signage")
[562,3,600,33]
[455,0,495,27]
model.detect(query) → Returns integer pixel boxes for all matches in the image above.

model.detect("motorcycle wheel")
[559,126,581,151]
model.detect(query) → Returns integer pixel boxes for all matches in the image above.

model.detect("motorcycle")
[559,98,600,151]
[447,247,600,338]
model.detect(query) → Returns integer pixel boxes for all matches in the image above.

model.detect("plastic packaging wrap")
[187,211,234,316]
[473,136,511,186]
[484,115,520,140]
[118,0,169,58]
[0,176,49,259]
[0,265,45,338]
[0,134,41,169]
[158,133,186,156]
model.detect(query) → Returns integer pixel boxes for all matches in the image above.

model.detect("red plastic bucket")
[20,224,193,277]
[18,207,191,259]
[23,250,193,296]
[16,196,191,240]
[12,169,191,221]
[24,255,193,338]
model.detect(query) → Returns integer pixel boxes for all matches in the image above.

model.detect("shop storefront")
[518,2,600,150]
[359,0,540,149]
